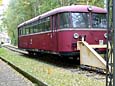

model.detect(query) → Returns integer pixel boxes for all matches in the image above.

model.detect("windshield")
[92,13,107,29]
[71,13,89,28]
[59,12,107,29]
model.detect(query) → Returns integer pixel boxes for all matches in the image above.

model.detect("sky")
[0,0,10,15]
[3,0,10,5]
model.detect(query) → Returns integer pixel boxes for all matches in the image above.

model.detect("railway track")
[3,45,106,82]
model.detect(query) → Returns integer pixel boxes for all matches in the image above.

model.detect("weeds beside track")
[0,45,106,86]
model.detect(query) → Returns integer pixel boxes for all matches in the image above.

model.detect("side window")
[33,21,39,33]
[46,21,50,30]
[19,17,51,35]
[45,17,50,31]
[33,25,38,33]
[37,20,41,32]
[19,28,21,36]
[59,13,70,28]
[29,25,33,34]
[36,20,40,32]
[40,19,44,31]
[37,24,40,32]
[22,28,26,35]
[21,28,23,35]
[25,28,29,35]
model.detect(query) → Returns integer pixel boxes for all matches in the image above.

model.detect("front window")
[71,13,89,28]
[59,12,107,29]
[92,13,107,29]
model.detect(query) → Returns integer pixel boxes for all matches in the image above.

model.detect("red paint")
[19,29,106,52]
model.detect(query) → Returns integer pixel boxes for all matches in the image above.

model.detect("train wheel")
[69,55,80,65]
[28,51,34,55]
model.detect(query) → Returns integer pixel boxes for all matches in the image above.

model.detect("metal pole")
[106,0,109,85]
[113,0,115,85]
[106,0,114,86]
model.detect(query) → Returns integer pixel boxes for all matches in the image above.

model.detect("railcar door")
[51,15,58,52]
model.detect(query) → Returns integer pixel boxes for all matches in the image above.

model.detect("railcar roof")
[18,5,107,28]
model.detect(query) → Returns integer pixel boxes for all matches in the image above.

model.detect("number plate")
[99,40,103,45]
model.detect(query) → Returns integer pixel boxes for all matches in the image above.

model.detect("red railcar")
[18,5,107,57]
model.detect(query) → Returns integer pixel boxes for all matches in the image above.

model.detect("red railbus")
[18,5,107,57]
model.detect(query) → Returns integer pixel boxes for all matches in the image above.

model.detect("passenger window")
[59,13,70,28]
[25,28,29,34]
[19,29,21,35]
[22,28,26,35]
[30,26,33,34]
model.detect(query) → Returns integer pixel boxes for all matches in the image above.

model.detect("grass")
[0,48,105,86]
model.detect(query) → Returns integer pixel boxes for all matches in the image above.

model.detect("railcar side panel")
[18,36,30,49]
[19,31,58,51]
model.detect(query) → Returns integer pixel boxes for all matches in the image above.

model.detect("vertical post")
[106,0,114,86]
[113,0,115,86]
[106,0,109,85]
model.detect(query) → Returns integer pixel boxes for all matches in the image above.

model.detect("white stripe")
[56,28,107,31]
[19,30,52,37]
[19,28,106,37]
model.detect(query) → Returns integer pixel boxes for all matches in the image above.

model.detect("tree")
[0,0,2,5]
[2,0,106,45]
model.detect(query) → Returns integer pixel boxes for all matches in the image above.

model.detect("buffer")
[77,41,107,70]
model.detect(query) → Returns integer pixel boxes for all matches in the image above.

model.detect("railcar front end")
[57,12,107,56]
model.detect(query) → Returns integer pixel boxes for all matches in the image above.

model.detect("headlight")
[87,6,92,11]
[73,33,79,39]
[104,33,107,38]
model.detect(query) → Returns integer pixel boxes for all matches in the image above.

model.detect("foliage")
[0,0,2,5]
[3,0,105,45]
